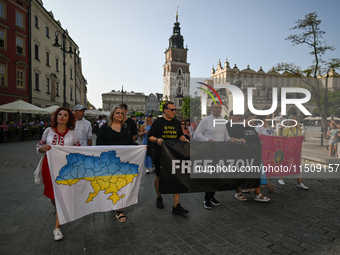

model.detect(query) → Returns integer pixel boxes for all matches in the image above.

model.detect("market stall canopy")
[43,105,61,114]
[0,100,48,114]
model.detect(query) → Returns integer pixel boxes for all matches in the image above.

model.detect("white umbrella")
[43,105,61,114]
[304,117,315,120]
[0,100,47,114]
[0,100,48,123]
[98,110,110,116]
[92,109,103,115]
[327,117,340,121]
[85,110,97,117]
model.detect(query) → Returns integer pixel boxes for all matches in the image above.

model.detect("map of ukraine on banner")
[47,145,146,225]
[259,135,304,177]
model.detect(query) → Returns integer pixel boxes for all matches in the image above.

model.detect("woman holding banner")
[255,114,276,192]
[96,105,136,223]
[281,115,308,189]
[36,107,80,241]
[229,112,270,202]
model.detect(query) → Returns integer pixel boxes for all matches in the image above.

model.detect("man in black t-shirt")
[148,101,190,215]
[119,104,138,142]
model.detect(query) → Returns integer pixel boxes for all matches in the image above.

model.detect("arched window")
[178,86,182,94]
[178,68,182,75]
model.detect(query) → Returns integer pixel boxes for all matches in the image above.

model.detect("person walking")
[140,114,154,173]
[36,107,80,241]
[96,105,137,223]
[181,120,191,140]
[255,114,276,191]
[195,102,240,209]
[98,115,107,128]
[327,122,338,157]
[148,101,190,215]
[73,105,92,146]
[119,103,138,143]
[282,115,308,189]
[229,112,270,202]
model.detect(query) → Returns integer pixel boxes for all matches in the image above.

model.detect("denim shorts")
[329,138,338,145]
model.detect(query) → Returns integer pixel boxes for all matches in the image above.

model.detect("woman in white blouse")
[36,107,80,241]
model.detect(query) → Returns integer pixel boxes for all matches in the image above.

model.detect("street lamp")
[121,85,126,103]
[53,31,76,107]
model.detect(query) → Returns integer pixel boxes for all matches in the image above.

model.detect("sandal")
[254,193,270,202]
[115,210,126,223]
[235,192,247,201]
[267,185,276,193]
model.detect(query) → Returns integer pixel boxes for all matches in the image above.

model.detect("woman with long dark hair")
[36,107,80,241]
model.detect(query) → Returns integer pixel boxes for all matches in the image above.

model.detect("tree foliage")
[273,12,340,137]
[135,111,145,118]
[313,90,340,117]
[180,96,201,119]
[159,101,166,113]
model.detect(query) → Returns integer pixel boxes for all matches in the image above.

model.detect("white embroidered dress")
[36,127,80,152]
[36,127,80,199]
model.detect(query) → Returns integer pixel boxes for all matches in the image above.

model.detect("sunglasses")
[166,108,176,112]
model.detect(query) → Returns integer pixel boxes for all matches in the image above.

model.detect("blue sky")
[43,0,340,109]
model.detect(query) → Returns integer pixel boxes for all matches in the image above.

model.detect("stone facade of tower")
[162,13,190,112]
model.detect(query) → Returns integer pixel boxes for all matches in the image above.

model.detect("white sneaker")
[53,228,63,241]
[297,183,309,190]
[278,179,285,185]
[146,169,150,174]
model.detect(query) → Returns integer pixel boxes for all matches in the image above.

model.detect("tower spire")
[168,8,184,49]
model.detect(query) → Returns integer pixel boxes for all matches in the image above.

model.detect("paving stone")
[270,244,292,255]
[282,242,304,253]
[1,139,340,254]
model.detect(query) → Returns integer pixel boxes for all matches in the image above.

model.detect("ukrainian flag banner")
[46,145,146,224]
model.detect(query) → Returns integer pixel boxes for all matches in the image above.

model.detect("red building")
[0,0,29,104]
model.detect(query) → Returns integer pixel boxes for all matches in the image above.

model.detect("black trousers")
[205,192,215,201]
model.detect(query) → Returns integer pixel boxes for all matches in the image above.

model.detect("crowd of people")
[35,101,340,242]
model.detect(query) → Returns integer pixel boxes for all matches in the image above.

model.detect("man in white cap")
[74,104,92,146]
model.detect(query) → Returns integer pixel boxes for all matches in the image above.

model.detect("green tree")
[180,95,201,119]
[274,12,340,137]
[135,112,145,118]
[159,101,166,113]
[313,90,340,117]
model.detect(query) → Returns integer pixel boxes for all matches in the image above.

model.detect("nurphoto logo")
[199,82,312,128]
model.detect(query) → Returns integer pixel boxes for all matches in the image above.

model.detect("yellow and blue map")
[55,150,139,205]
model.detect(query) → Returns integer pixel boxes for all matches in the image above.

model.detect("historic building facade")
[0,0,30,104]
[145,93,159,114]
[162,12,190,113]
[102,90,146,114]
[30,0,86,109]
[199,58,340,119]
[75,54,87,107]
